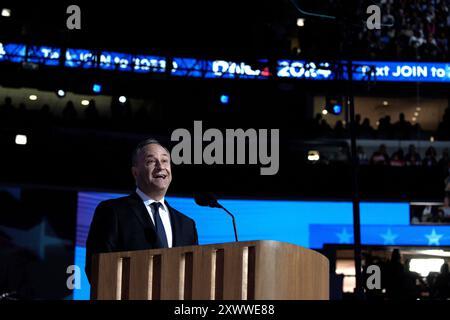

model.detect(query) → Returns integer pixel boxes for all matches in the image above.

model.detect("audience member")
[393,113,412,139]
[384,249,405,299]
[357,146,369,165]
[403,259,426,300]
[438,195,450,222]
[432,263,450,300]
[377,116,393,139]
[438,148,450,175]
[370,144,390,165]
[422,146,438,167]
[405,144,422,166]
[390,148,406,167]
[62,101,77,123]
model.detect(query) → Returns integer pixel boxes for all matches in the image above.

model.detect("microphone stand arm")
[216,203,239,242]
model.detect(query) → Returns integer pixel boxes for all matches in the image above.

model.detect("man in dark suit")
[85,138,198,283]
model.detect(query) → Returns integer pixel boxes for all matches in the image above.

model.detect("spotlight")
[297,18,305,27]
[325,95,343,115]
[383,101,389,106]
[29,95,37,101]
[332,104,342,115]
[57,89,66,97]
[322,109,328,115]
[307,150,320,162]
[220,94,229,104]
[414,112,419,117]
[15,134,27,145]
[81,100,90,106]
[1,8,11,17]
[92,84,102,93]
[119,96,127,103]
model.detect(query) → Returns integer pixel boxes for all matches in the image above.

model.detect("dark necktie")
[150,202,168,248]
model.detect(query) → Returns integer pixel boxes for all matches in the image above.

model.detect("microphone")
[194,192,221,208]
[194,193,239,242]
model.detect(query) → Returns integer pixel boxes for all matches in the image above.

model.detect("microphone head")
[194,192,220,208]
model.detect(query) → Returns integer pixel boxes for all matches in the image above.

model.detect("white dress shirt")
[135,188,173,248]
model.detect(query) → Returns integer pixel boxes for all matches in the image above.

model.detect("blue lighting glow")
[65,48,97,68]
[92,84,102,93]
[220,94,229,104]
[27,46,60,66]
[0,43,26,63]
[332,104,342,114]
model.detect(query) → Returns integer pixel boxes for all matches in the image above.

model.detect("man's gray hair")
[131,138,170,166]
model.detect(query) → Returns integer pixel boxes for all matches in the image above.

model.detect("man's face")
[132,143,172,196]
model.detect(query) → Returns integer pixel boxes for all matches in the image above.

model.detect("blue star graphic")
[0,218,72,259]
[380,228,398,245]
[425,229,444,246]
[336,228,353,244]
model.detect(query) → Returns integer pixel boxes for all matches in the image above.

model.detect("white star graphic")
[425,229,444,246]
[336,228,353,244]
[380,228,398,245]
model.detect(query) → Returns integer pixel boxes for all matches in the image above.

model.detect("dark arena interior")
[1,0,450,309]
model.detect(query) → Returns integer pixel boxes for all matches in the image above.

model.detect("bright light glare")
[417,250,450,257]
[1,8,11,17]
[308,151,320,162]
[409,258,445,277]
[15,134,27,145]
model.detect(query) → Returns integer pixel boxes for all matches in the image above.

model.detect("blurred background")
[1,0,450,300]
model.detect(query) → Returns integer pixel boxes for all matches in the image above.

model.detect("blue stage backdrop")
[73,192,450,300]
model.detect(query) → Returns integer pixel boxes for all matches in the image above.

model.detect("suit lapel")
[128,193,179,247]
[128,192,156,233]
[165,201,179,247]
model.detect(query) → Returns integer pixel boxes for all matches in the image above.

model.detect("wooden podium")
[90,240,329,300]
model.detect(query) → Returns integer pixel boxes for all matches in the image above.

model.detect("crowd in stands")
[358,143,450,183]
[2,96,450,150]
[287,0,450,61]
[354,0,450,61]
[312,112,426,139]
[310,110,450,140]
[0,96,160,133]
[363,249,450,300]
[357,143,449,169]
[411,194,450,223]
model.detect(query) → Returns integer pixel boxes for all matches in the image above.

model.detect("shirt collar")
[135,187,167,212]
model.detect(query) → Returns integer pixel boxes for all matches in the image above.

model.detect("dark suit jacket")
[85,192,198,283]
